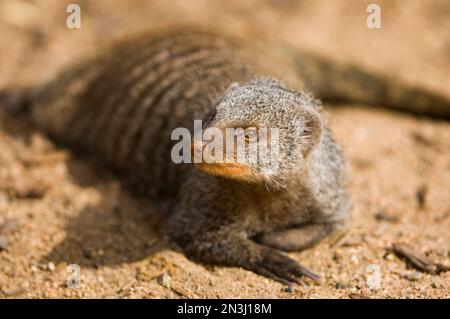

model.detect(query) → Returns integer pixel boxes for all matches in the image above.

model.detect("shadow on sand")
[1,113,168,268]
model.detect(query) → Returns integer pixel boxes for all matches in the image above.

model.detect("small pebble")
[282,285,293,293]
[333,251,343,262]
[47,262,56,272]
[404,272,422,282]
[14,185,48,199]
[374,210,399,223]
[349,293,370,299]
[384,253,395,261]
[335,282,348,289]
[157,272,172,288]
[416,184,428,209]
[1,286,24,297]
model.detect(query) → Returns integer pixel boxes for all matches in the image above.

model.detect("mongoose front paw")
[253,248,320,285]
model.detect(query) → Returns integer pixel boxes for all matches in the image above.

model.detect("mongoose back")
[2,29,353,283]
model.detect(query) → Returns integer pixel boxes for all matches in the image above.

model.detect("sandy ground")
[0,0,449,298]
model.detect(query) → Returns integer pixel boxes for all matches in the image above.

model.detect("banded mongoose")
[3,27,446,284]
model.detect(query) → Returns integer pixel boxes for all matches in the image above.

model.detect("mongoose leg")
[255,223,336,252]
[183,234,320,284]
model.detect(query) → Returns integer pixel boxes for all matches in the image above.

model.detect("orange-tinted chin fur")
[195,162,252,179]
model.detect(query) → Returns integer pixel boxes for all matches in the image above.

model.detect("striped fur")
[30,29,295,201]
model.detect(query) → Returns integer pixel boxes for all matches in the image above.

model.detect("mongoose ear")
[300,107,323,158]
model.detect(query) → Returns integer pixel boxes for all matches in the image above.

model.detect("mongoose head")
[192,78,323,187]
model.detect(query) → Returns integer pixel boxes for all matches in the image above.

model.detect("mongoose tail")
[2,41,449,120]
[275,45,450,120]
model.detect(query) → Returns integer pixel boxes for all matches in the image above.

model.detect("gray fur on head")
[203,77,324,187]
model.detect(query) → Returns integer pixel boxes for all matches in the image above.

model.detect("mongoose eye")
[244,126,258,142]
[302,128,311,136]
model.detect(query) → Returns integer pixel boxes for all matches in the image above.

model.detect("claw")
[256,248,321,285]
[295,264,321,281]
[256,267,293,286]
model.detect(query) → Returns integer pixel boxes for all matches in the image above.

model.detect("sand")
[0,0,449,298]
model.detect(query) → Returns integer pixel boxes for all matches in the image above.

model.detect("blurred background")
[1,0,450,96]
[0,0,448,298]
